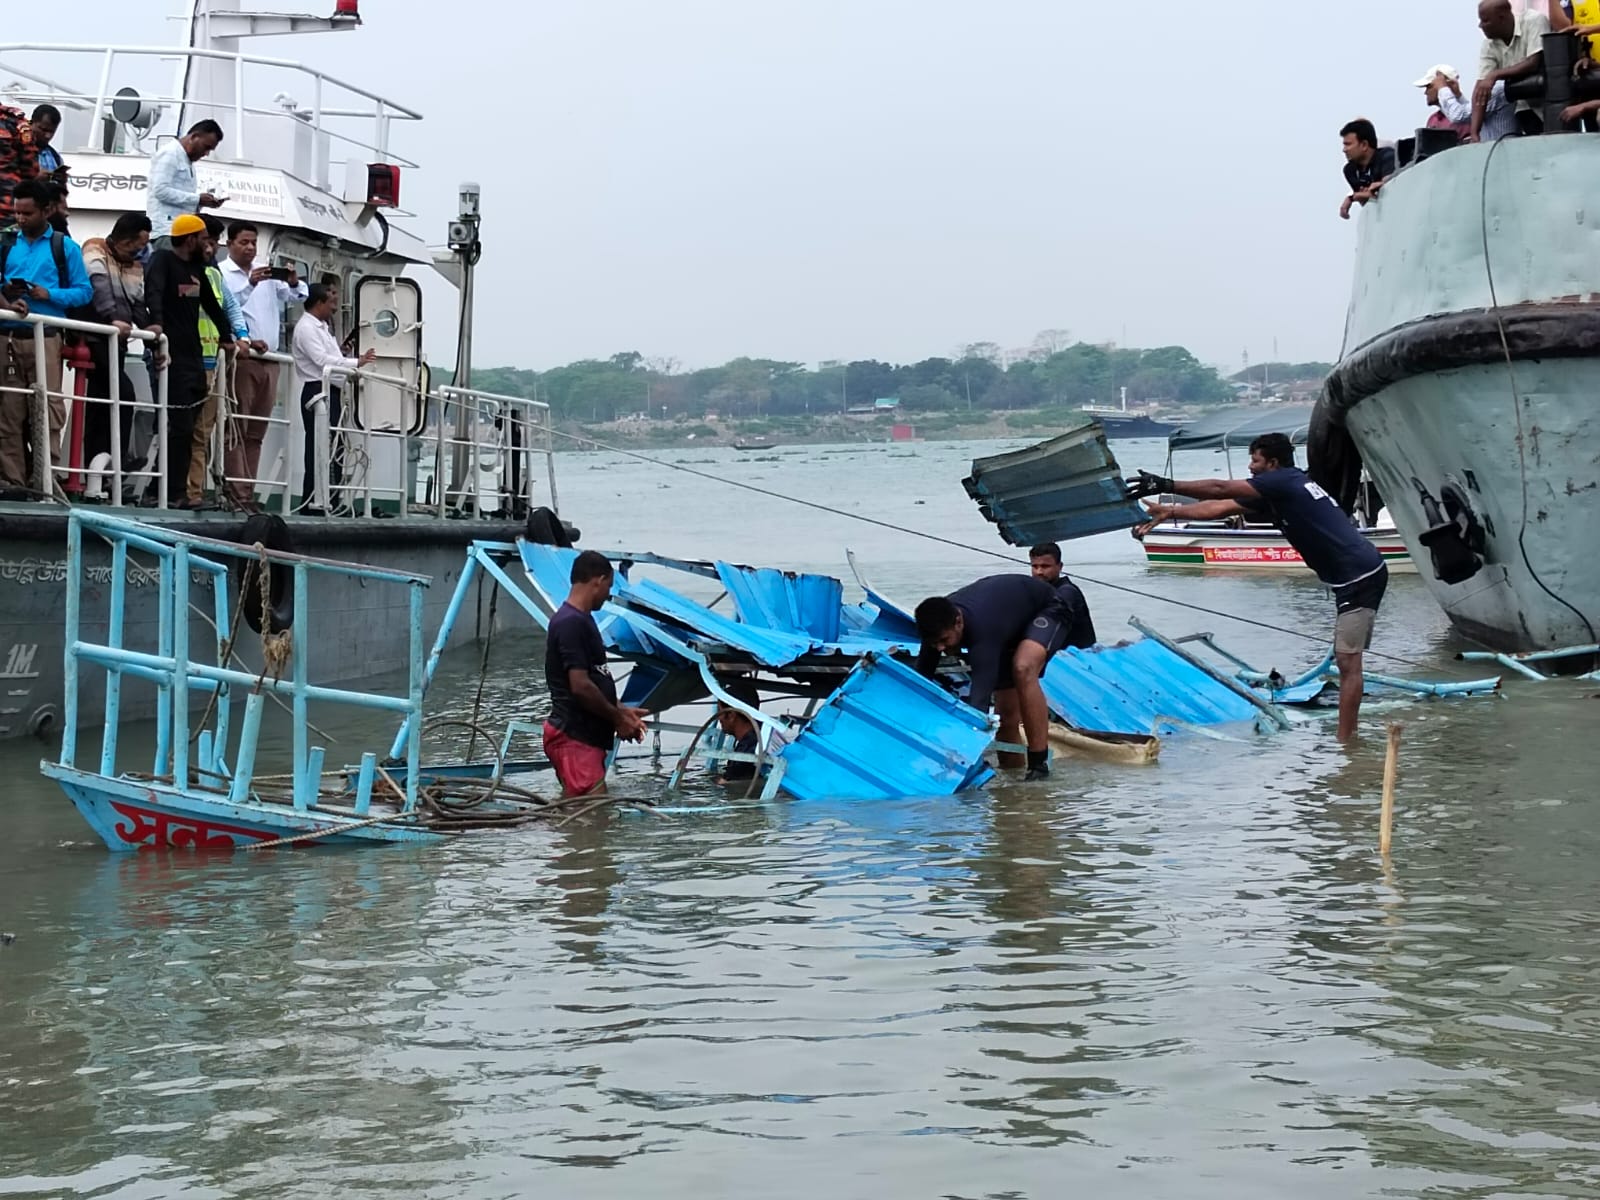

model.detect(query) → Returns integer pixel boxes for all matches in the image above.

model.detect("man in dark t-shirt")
[914,574,1096,781]
[1028,541,1101,643]
[1338,117,1396,221]
[1130,432,1388,743]
[542,549,649,796]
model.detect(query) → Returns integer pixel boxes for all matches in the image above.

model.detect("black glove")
[1123,470,1174,499]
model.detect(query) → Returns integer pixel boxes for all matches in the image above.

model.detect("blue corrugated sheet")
[963,422,1145,546]
[714,563,843,642]
[518,542,662,656]
[779,655,996,800]
[1040,641,1259,734]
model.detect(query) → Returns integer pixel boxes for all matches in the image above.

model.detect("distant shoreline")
[553,402,1285,452]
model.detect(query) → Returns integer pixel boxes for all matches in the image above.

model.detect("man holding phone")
[0,177,91,493]
[221,220,305,510]
[146,119,227,250]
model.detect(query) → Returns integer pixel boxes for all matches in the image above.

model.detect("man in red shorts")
[542,549,649,796]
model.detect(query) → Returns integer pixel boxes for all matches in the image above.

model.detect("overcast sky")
[43,1,1493,371]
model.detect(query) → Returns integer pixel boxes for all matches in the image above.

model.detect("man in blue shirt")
[0,177,91,493]
[1131,432,1388,742]
[915,574,1095,780]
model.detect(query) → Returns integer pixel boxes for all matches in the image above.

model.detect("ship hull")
[1342,365,1600,653]
[1321,135,1600,656]
[0,507,511,740]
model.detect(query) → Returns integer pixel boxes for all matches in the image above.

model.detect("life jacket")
[200,264,225,368]
[0,107,38,225]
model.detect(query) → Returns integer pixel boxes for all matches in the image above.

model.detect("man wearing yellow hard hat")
[143,213,237,508]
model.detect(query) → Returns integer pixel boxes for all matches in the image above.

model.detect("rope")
[466,583,500,761]
[1479,135,1597,645]
[241,810,425,851]
[256,542,293,683]
[547,426,1441,671]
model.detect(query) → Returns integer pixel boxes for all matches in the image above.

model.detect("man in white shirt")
[1474,0,1550,139]
[292,282,374,514]
[221,220,308,510]
[146,120,226,248]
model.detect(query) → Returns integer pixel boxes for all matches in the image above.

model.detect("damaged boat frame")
[44,508,1502,851]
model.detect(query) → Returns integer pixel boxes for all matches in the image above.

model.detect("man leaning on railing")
[145,215,235,509]
[0,178,91,496]
[221,220,305,511]
[187,215,254,508]
[81,211,155,499]
[292,281,373,516]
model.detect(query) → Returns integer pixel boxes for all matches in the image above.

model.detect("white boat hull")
[1142,524,1413,573]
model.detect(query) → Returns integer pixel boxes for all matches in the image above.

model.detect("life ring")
[234,513,296,635]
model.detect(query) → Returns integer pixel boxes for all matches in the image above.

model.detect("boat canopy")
[1167,406,1313,452]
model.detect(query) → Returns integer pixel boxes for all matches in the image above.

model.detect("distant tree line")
[467,339,1239,425]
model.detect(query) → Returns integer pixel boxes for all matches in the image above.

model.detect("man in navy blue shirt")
[915,574,1096,780]
[1131,432,1387,742]
[542,549,650,796]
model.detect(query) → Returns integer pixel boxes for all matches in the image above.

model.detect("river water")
[3,440,1598,1199]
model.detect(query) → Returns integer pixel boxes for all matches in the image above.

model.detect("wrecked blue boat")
[44,509,1499,852]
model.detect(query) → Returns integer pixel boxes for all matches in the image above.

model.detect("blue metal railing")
[59,508,432,813]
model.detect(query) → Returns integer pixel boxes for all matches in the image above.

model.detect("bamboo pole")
[1379,722,1403,857]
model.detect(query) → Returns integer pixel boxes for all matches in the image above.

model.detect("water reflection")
[2,441,1597,1197]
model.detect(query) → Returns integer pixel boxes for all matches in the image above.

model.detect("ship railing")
[59,506,429,815]
[0,42,422,188]
[306,369,559,519]
[433,385,558,519]
[213,347,297,516]
[0,311,172,505]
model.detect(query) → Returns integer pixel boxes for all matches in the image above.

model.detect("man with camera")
[0,177,91,493]
[221,220,305,510]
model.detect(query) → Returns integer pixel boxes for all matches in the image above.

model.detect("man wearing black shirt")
[1028,542,1099,637]
[1130,433,1388,743]
[144,213,234,507]
[542,549,649,796]
[914,574,1096,781]
[1338,118,1396,220]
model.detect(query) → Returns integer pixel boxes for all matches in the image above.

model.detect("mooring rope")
[546,427,1443,671]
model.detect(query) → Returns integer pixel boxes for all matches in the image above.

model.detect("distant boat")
[1082,388,1175,440]
[733,436,777,451]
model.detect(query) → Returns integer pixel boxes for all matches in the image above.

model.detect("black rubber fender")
[234,513,295,635]
[1307,395,1364,516]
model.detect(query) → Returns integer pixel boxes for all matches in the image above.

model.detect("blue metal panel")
[714,562,843,642]
[779,654,996,801]
[517,541,662,657]
[963,422,1146,546]
[1040,640,1260,735]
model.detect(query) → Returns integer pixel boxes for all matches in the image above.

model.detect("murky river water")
[3,440,1598,1198]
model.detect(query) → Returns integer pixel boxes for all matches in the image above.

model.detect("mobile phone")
[268,266,292,282]
[3,279,29,299]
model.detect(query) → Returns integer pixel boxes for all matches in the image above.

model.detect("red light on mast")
[334,0,359,17]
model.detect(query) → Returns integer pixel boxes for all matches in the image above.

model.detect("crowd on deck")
[0,111,373,512]
[1340,0,1600,218]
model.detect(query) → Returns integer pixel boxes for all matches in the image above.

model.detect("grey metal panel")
[962,422,1144,546]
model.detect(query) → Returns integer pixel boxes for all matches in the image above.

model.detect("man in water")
[1130,432,1387,743]
[914,575,1096,781]
[1029,542,1099,632]
[542,550,650,797]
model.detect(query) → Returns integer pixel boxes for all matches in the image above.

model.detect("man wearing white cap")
[1415,64,1515,141]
